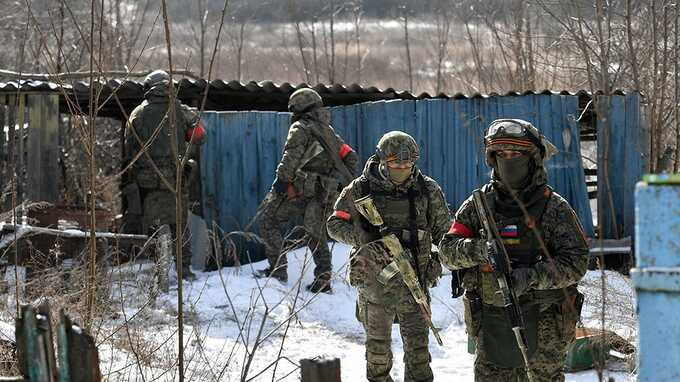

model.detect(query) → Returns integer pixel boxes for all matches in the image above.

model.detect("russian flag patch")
[499,225,519,238]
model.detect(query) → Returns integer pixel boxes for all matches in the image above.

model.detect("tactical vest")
[357,173,433,290]
[477,184,575,368]
[484,184,550,269]
[133,99,190,166]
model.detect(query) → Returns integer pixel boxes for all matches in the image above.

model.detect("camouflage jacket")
[125,84,202,185]
[276,115,358,185]
[438,184,589,306]
[327,156,451,304]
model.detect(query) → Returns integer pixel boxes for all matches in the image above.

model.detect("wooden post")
[0,95,5,181]
[155,224,173,294]
[300,358,341,382]
[57,309,101,382]
[26,94,60,203]
[15,304,56,381]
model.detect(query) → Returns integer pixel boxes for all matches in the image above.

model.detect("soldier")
[122,70,205,280]
[255,88,358,293]
[327,131,450,382]
[438,119,589,382]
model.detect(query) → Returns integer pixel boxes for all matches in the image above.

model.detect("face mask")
[496,155,531,190]
[387,167,412,184]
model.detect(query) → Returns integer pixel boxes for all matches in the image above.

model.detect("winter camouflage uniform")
[259,88,358,288]
[438,119,589,382]
[122,70,204,276]
[327,132,450,382]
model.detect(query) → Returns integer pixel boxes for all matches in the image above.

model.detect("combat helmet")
[376,131,419,164]
[288,88,323,113]
[484,118,557,167]
[144,70,170,88]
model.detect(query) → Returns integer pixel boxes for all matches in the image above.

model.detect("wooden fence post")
[300,357,341,382]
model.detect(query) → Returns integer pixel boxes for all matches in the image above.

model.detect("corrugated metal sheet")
[201,95,595,236]
[0,77,624,120]
[597,93,647,239]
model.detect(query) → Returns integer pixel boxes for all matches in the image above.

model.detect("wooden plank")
[42,95,60,203]
[27,95,42,203]
[0,95,5,179]
[11,95,24,202]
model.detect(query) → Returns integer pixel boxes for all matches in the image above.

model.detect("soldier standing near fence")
[438,119,589,382]
[255,88,358,293]
[327,131,450,382]
[121,70,205,280]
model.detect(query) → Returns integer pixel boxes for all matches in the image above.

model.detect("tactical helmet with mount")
[144,70,170,89]
[484,118,557,165]
[376,131,419,164]
[288,88,324,113]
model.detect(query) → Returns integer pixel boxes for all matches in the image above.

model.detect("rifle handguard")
[354,195,384,226]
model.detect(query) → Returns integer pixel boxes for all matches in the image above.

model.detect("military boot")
[305,278,331,294]
[254,267,288,283]
[182,268,197,281]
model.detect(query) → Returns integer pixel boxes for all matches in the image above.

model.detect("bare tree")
[399,3,414,91]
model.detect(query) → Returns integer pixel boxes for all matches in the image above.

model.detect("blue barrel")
[631,182,680,381]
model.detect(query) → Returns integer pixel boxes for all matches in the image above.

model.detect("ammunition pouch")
[556,289,584,343]
[320,174,341,204]
[136,165,176,190]
[463,292,482,339]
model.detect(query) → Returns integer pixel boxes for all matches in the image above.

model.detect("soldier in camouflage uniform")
[327,131,450,382]
[122,70,205,280]
[438,119,589,382]
[255,88,358,292]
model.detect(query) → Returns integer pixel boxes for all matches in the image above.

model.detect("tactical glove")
[272,177,288,195]
[510,267,537,297]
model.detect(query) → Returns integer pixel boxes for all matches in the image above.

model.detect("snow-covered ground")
[1,243,634,381]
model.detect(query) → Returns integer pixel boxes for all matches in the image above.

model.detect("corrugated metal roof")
[0,78,631,120]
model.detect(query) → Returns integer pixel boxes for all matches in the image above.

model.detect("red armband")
[185,120,206,142]
[333,210,352,222]
[339,144,353,160]
[448,221,473,237]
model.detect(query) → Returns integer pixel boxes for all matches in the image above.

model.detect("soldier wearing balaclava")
[439,119,589,382]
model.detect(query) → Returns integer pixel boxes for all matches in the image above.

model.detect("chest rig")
[356,174,431,288]
[483,184,552,268]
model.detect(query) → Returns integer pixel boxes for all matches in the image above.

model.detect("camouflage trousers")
[474,305,573,382]
[123,186,192,271]
[259,192,331,281]
[357,294,433,382]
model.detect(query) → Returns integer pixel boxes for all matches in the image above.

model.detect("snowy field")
[1,243,634,381]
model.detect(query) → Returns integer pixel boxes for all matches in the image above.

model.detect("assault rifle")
[354,195,443,346]
[472,189,534,381]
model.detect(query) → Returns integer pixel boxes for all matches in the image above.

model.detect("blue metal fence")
[597,93,647,239]
[201,95,595,235]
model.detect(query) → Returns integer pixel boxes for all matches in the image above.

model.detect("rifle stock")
[472,190,534,381]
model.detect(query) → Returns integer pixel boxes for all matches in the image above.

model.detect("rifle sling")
[299,122,354,186]
[407,186,426,290]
